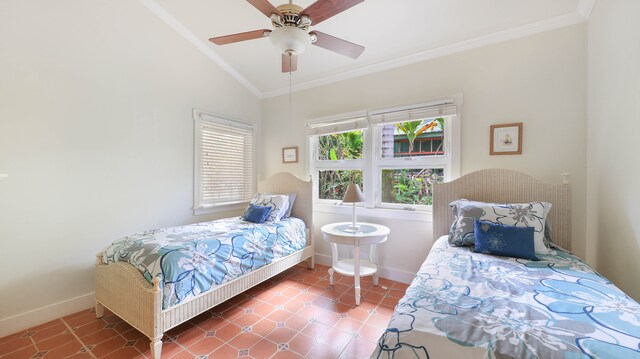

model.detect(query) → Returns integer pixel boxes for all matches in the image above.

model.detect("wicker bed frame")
[432,168,572,250]
[94,172,314,359]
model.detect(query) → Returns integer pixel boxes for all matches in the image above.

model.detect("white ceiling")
[146,0,593,98]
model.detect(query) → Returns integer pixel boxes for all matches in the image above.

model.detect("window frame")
[309,95,462,218]
[193,109,256,215]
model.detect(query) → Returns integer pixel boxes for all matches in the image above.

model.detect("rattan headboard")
[433,169,572,250]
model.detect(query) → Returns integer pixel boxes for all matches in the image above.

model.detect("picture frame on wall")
[490,123,523,155]
[282,146,298,163]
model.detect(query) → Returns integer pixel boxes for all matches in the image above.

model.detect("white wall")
[262,24,588,279]
[587,0,640,301]
[0,0,261,332]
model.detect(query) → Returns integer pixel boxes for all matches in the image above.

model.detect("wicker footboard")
[95,244,314,359]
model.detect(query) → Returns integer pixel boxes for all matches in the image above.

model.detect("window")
[193,109,255,214]
[309,97,461,215]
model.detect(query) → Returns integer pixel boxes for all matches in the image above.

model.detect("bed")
[94,172,314,359]
[372,169,640,359]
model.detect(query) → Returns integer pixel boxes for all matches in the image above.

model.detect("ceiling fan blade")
[282,54,298,73]
[247,0,283,19]
[310,31,364,59]
[209,29,271,45]
[301,0,364,25]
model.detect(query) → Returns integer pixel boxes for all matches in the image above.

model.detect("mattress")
[372,236,640,358]
[101,217,306,309]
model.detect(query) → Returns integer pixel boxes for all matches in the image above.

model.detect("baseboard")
[0,292,94,337]
[314,253,416,284]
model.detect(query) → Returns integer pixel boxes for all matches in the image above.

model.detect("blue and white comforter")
[101,217,306,309]
[373,236,640,359]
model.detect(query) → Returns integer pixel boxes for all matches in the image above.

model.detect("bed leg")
[150,337,162,359]
[307,256,315,270]
[95,302,104,319]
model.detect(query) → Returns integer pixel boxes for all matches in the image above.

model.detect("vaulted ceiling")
[143,0,593,98]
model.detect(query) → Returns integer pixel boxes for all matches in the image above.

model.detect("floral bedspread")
[372,236,640,359]
[101,217,306,309]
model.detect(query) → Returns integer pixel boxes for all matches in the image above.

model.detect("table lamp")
[342,183,365,232]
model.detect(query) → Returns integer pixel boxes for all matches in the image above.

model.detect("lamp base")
[342,224,361,233]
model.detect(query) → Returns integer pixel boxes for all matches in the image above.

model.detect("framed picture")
[490,123,522,155]
[282,146,298,163]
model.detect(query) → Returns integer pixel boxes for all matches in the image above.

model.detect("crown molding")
[576,0,596,19]
[263,11,587,98]
[138,0,263,99]
[140,1,591,100]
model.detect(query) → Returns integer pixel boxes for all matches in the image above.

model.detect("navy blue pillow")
[243,204,273,223]
[474,220,539,261]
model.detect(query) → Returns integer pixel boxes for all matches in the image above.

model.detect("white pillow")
[243,193,290,222]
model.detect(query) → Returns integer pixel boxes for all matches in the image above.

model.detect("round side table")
[321,222,390,305]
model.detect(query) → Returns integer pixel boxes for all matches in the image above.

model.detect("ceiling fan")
[209,0,366,73]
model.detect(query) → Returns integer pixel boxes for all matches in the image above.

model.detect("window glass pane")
[317,130,363,160]
[381,118,445,158]
[381,168,444,205]
[319,170,363,200]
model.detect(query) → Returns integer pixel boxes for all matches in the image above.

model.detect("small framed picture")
[490,123,522,155]
[282,146,298,163]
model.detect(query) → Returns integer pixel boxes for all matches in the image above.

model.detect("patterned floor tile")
[0,265,406,359]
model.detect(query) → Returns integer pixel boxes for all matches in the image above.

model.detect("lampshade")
[342,183,365,203]
[269,26,311,55]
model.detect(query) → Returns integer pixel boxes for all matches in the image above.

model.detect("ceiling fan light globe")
[269,26,311,55]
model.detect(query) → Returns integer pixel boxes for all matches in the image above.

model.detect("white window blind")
[306,112,368,136]
[194,110,255,209]
[369,101,457,125]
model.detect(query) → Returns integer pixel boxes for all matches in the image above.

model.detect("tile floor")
[0,264,408,359]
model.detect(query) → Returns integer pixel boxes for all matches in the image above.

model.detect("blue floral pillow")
[474,220,539,261]
[448,199,551,254]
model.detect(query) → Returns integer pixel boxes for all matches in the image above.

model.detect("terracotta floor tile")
[121,328,146,341]
[249,339,277,359]
[251,319,277,337]
[342,338,377,358]
[65,353,94,359]
[101,346,140,359]
[357,323,385,343]
[64,312,98,328]
[272,350,303,359]
[0,332,25,347]
[283,315,309,332]
[78,328,119,346]
[173,327,205,348]
[314,310,341,327]
[0,266,404,359]
[0,336,32,355]
[187,336,224,355]
[228,332,261,351]
[233,313,262,328]
[266,309,290,323]
[306,342,344,359]
[288,333,315,356]
[34,333,76,351]
[90,335,127,357]
[74,320,108,338]
[214,323,242,343]
[210,344,239,358]
[0,344,38,359]
[265,327,297,345]
[196,316,228,332]
[29,319,65,332]
[42,339,84,359]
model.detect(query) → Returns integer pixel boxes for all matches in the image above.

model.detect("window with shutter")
[193,109,255,214]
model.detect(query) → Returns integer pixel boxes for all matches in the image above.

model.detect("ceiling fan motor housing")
[269,26,312,56]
